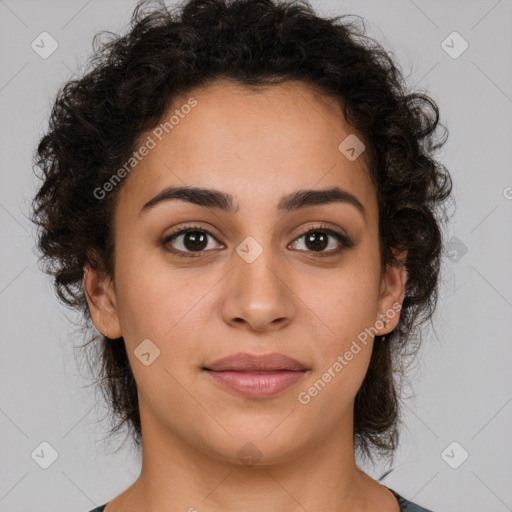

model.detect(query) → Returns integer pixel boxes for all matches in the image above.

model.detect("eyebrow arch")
[139,185,366,219]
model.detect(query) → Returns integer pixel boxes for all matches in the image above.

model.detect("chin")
[204,423,311,467]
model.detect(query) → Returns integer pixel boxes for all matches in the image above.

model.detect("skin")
[84,80,407,512]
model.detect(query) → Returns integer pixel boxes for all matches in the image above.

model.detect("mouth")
[202,352,308,399]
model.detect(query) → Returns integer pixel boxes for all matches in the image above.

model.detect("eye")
[161,223,355,259]
[289,224,355,256]
[161,225,224,258]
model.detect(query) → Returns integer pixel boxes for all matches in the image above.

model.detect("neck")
[118,404,378,512]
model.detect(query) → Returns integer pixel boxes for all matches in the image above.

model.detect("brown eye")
[289,225,355,256]
[180,231,208,251]
[161,226,224,258]
[303,231,329,251]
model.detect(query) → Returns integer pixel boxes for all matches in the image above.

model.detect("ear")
[83,263,122,339]
[375,249,407,335]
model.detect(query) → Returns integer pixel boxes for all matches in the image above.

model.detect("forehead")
[117,79,376,218]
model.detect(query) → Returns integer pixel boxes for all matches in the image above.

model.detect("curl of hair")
[31,0,453,463]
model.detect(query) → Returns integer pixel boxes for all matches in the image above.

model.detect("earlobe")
[83,264,122,339]
[377,249,408,335]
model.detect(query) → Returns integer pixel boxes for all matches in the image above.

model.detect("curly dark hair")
[31,0,453,464]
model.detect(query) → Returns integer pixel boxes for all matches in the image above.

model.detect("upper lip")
[204,352,308,372]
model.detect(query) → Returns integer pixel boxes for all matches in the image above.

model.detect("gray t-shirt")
[87,487,433,511]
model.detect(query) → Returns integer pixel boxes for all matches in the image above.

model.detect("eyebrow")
[139,185,366,219]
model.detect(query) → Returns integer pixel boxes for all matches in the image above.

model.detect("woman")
[31,0,452,510]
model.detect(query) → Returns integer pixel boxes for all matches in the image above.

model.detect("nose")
[220,248,295,333]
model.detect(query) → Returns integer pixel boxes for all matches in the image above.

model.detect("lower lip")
[203,370,307,399]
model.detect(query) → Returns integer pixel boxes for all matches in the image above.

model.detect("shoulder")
[386,487,435,512]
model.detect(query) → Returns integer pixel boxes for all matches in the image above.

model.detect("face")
[85,80,406,465]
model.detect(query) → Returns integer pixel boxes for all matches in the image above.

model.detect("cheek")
[113,244,217,357]
[298,257,382,343]
[113,260,208,408]
[294,267,380,417]
[296,345,372,431]
[292,250,381,403]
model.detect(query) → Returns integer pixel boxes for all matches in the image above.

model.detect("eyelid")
[161,222,355,258]
[293,223,353,245]
[290,223,355,254]
[161,224,224,258]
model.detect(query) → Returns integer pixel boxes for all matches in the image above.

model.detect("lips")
[203,352,308,399]
[204,352,307,372]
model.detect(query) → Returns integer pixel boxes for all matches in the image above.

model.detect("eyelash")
[161,223,355,259]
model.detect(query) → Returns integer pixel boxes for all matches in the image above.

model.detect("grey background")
[1,0,511,510]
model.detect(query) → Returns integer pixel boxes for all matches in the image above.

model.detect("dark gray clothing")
[87,487,433,511]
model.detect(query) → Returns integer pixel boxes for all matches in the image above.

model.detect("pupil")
[306,232,327,251]
[181,231,329,252]
[184,231,207,251]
